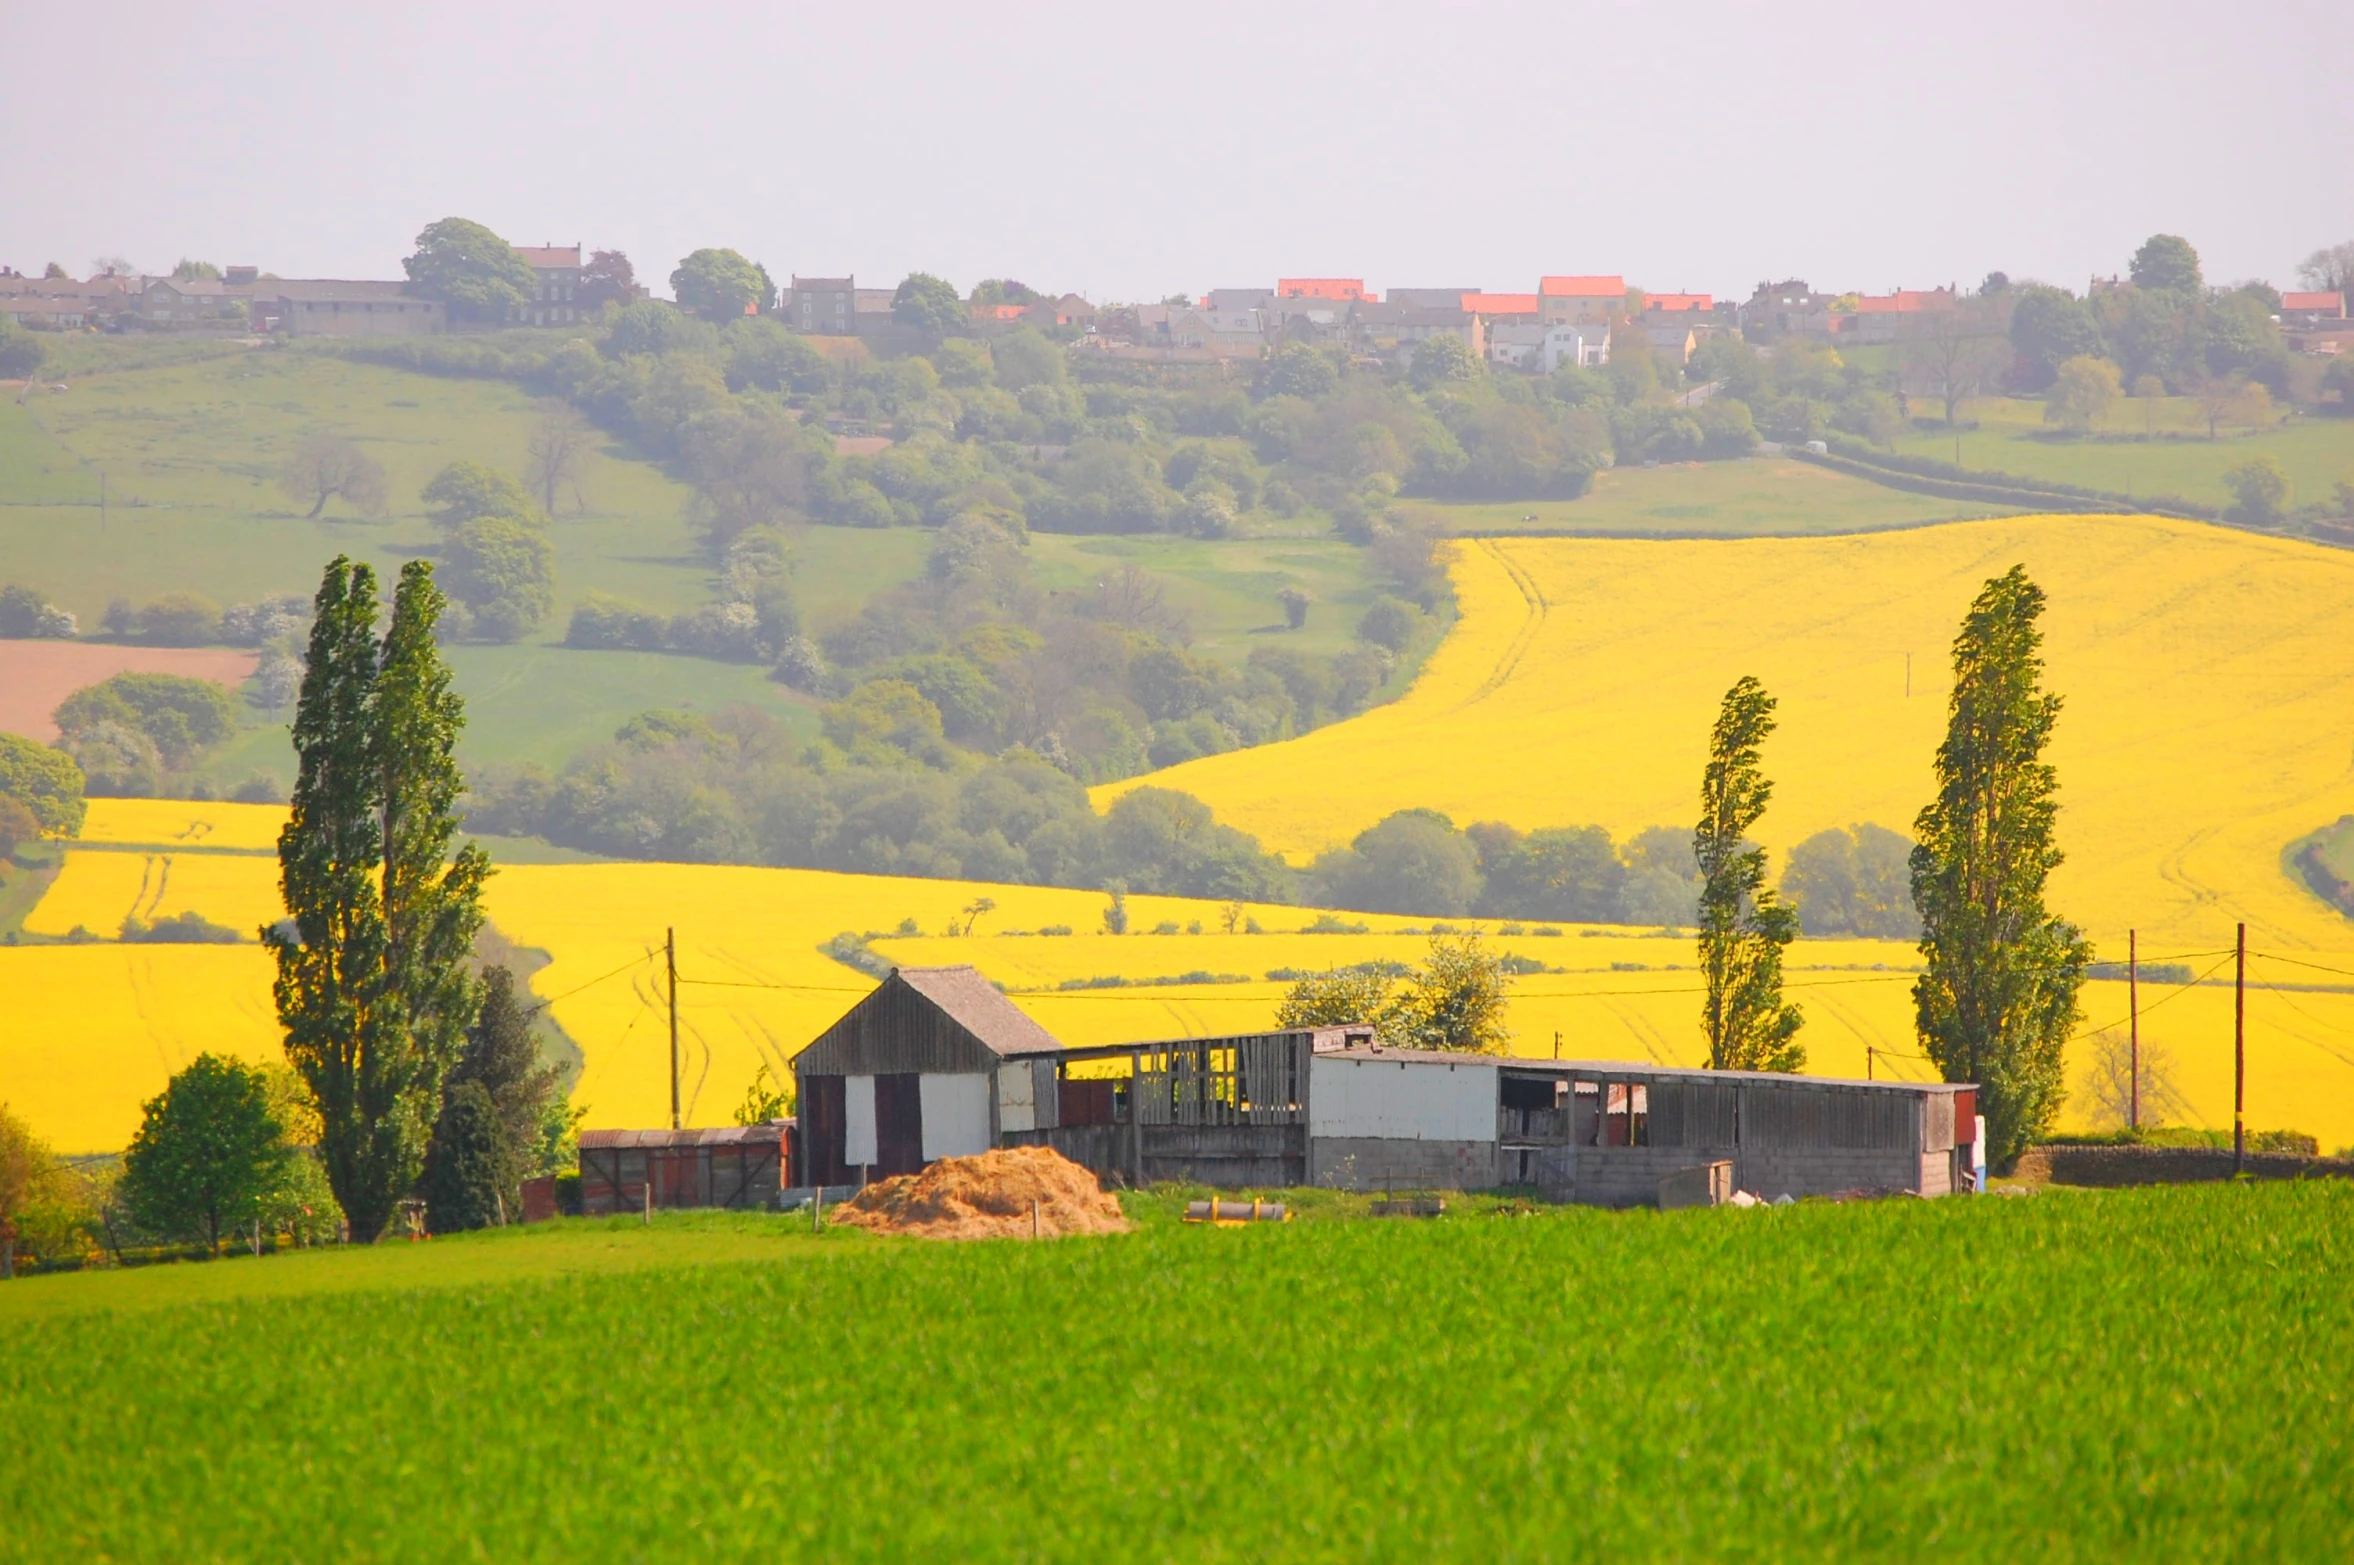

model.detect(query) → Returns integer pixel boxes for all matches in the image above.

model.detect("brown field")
[0,640,257,741]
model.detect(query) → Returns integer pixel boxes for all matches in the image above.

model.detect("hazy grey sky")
[6,0,2347,302]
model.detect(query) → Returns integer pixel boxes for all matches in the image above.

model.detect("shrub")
[2223,455,2290,525]
[0,734,85,834]
[134,592,223,646]
[1356,596,1425,652]
[0,584,74,638]
[121,910,242,944]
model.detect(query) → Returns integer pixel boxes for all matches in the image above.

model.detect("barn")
[791,967,1981,1205]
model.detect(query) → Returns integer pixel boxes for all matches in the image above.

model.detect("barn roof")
[580,1125,784,1149]
[894,966,1064,1057]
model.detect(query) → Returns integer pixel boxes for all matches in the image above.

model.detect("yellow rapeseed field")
[1096,516,2354,963]
[73,798,287,853]
[0,945,282,1151]
[21,518,2354,1153]
[24,851,284,938]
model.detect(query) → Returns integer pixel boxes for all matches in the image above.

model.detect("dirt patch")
[0,641,258,742]
[831,1146,1131,1241]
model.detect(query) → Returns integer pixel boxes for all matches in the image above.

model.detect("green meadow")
[1891,396,2354,508]
[1424,453,2022,537]
[2,1182,2346,1560]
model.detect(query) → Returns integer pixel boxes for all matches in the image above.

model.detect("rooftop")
[1540,274,1626,298]
[894,965,1065,1057]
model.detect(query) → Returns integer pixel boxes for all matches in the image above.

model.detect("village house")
[1396,305,1485,360]
[1277,277,1371,303]
[1836,286,1959,344]
[1489,321,1609,372]
[786,967,1983,1206]
[514,244,585,327]
[1539,274,1628,326]
[1460,292,1540,328]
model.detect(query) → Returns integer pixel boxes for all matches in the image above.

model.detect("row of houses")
[581,966,1986,1215]
[1090,274,1718,372]
[0,244,595,338]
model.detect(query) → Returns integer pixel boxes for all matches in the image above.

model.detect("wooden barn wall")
[793,979,1005,1077]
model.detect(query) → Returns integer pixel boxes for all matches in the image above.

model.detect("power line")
[522,949,658,1016]
[2074,950,2238,1038]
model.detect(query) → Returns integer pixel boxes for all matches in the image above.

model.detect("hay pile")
[830,1146,1130,1241]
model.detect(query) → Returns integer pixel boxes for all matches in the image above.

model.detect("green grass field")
[1892,398,2354,509]
[2,1181,2345,1559]
[1425,454,2022,536]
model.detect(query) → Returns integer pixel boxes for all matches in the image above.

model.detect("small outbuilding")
[578,1125,788,1215]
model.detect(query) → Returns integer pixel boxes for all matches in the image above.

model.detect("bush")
[53,672,239,767]
[120,910,243,944]
[2223,455,2290,525]
[133,592,223,646]
[1356,596,1424,652]
[0,732,86,835]
[0,583,74,638]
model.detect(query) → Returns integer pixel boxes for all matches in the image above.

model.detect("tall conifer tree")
[266,558,489,1241]
[1911,566,2087,1169]
[1695,676,1805,1071]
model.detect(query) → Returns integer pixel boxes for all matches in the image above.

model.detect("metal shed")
[1309,1047,1977,1204]
[577,1125,788,1215]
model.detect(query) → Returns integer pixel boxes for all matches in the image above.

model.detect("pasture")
[15,801,2353,1152]
[1890,396,2354,509]
[0,1182,2346,1559]
[1422,453,2020,536]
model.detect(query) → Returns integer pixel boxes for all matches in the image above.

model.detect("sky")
[5,0,2349,304]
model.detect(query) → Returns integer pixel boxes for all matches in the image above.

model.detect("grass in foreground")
[1,1182,2346,1560]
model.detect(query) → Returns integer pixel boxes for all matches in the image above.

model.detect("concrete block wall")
[1737,1148,1922,1200]
[1314,1137,1496,1191]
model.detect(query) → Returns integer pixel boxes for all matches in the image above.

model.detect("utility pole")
[1866,1044,1874,1081]
[2233,922,2246,1173]
[666,927,681,1132]
[1904,652,1911,698]
[2128,928,2139,1131]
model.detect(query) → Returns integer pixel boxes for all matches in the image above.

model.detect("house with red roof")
[1540,275,1628,325]
[1460,292,1539,325]
[2282,291,2345,323]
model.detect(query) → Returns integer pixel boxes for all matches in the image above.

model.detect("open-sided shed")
[578,1125,787,1215]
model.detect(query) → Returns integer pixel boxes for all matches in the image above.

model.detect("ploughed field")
[1,1182,2346,1559]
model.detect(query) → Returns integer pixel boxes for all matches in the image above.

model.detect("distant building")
[2283,290,2346,323]
[1208,287,1277,311]
[1277,278,1371,303]
[1539,275,1628,325]
[1491,321,1608,372]
[789,275,857,335]
[254,281,444,337]
[1461,292,1540,326]
[1397,306,1485,360]
[513,244,585,327]
[1839,287,1958,344]
[1643,291,1713,313]
[1387,287,1477,309]
[1645,320,1698,366]
[1738,279,1835,341]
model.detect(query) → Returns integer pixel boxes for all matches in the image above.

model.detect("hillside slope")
[1099,515,2354,963]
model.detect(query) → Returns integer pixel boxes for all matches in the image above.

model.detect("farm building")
[792,967,1981,1205]
[578,1125,788,1215]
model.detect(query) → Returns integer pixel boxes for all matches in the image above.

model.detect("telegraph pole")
[2128,929,2139,1132]
[2233,922,2246,1173]
[666,927,681,1132]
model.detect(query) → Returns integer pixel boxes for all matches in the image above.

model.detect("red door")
[875,1074,925,1176]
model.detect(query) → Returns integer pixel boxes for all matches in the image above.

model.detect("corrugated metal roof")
[579,1125,784,1149]
[1323,1047,1973,1094]
[894,965,1065,1057]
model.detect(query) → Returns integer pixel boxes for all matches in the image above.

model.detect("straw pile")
[830,1146,1130,1241]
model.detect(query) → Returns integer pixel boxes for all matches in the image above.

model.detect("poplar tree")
[1911,565,2087,1170]
[1695,676,1804,1071]
[266,558,489,1242]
